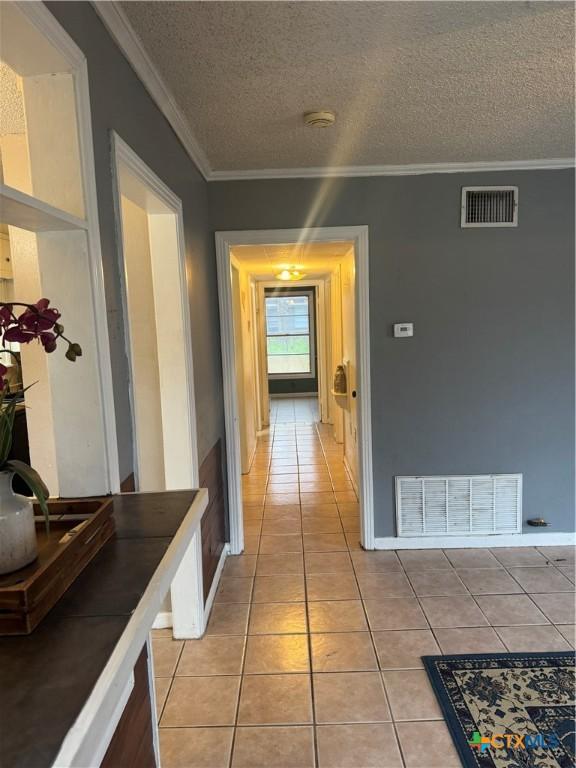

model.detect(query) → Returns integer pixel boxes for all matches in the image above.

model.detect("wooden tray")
[0,497,115,635]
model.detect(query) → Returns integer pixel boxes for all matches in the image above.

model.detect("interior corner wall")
[208,170,576,536]
[46,2,226,483]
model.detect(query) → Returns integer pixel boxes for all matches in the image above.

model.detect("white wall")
[148,213,194,489]
[120,195,165,491]
[1,72,109,497]
[328,268,344,443]
[231,263,257,473]
[341,249,359,487]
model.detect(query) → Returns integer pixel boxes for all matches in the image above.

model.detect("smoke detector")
[304,110,335,128]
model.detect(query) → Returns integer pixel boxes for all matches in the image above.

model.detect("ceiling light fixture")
[275,266,306,281]
[303,110,336,128]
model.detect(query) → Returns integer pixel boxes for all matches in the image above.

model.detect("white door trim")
[215,226,375,552]
[254,282,269,428]
[111,132,200,489]
[15,1,120,493]
[112,134,202,638]
[256,277,330,421]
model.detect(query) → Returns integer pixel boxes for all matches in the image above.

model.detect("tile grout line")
[314,417,408,765]
[154,638,187,729]
[347,525,409,767]
[155,399,576,765]
[299,426,321,768]
[227,495,259,768]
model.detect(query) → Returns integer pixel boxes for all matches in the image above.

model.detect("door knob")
[352,390,357,398]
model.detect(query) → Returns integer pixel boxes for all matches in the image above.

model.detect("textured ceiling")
[232,242,353,275]
[120,1,575,172]
[0,62,25,136]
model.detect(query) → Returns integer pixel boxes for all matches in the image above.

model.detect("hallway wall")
[209,170,575,536]
[232,264,258,473]
[44,3,576,540]
[340,249,358,488]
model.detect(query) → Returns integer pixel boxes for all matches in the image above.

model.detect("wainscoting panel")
[199,439,226,601]
[101,645,155,768]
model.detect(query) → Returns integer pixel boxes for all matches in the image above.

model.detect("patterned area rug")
[424,652,575,768]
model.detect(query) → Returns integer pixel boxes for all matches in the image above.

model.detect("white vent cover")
[461,186,518,227]
[396,475,522,537]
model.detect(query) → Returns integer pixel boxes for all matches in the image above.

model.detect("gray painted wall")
[45,3,576,538]
[47,2,226,481]
[209,171,575,536]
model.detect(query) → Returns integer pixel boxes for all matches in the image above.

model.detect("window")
[265,290,315,377]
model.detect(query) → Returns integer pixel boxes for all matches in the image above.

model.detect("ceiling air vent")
[461,186,518,228]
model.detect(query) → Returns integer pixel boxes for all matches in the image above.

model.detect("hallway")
[242,395,360,555]
[151,397,574,767]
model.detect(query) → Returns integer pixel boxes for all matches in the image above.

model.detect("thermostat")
[394,323,413,338]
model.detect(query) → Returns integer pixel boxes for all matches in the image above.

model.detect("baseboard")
[343,455,359,496]
[151,611,173,629]
[374,532,576,549]
[203,543,229,628]
[245,442,258,474]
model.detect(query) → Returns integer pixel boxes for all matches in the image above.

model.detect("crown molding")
[208,157,575,181]
[91,3,574,184]
[92,1,211,179]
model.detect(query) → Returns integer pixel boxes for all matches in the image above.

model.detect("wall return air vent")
[461,186,518,227]
[396,475,522,537]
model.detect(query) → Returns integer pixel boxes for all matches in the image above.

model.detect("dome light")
[275,266,306,281]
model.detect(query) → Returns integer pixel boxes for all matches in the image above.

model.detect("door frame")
[215,226,375,552]
[112,133,205,640]
[111,131,200,490]
[255,278,330,424]
[249,277,267,431]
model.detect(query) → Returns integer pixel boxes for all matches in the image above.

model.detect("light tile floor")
[153,397,576,767]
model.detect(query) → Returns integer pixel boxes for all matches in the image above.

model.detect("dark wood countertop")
[0,490,199,768]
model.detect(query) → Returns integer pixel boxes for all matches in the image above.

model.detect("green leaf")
[0,383,35,464]
[0,394,17,464]
[5,460,50,533]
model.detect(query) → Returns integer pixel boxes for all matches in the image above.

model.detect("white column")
[0,71,111,496]
[169,529,205,639]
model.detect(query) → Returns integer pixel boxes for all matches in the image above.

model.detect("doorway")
[216,227,374,552]
[112,133,199,492]
[265,286,318,398]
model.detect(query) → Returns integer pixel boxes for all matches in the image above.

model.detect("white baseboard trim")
[343,455,359,496]
[245,442,258,475]
[203,543,229,628]
[374,532,576,549]
[151,611,173,630]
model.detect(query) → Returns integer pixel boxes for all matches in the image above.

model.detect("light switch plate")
[394,323,414,338]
